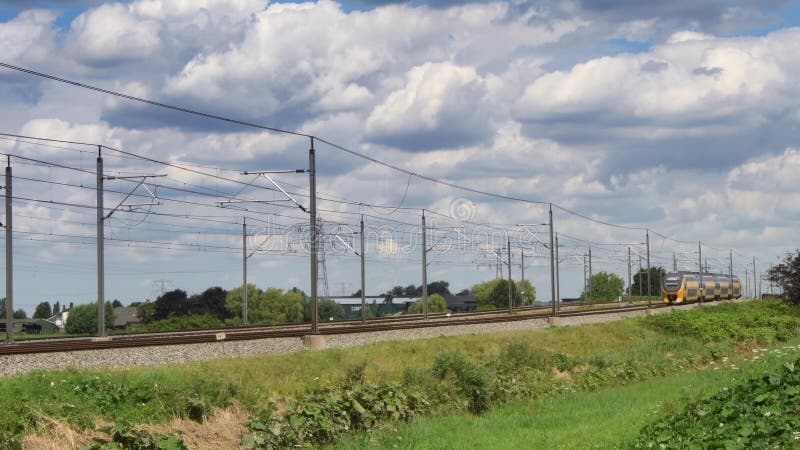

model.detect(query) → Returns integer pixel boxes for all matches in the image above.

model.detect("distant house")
[0,319,61,335]
[443,294,478,312]
[328,296,417,318]
[28,319,60,334]
[113,306,141,331]
[46,310,70,333]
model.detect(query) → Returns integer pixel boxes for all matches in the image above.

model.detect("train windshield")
[664,273,681,290]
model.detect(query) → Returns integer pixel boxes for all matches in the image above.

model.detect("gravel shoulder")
[0,301,716,377]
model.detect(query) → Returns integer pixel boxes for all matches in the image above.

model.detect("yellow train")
[662,271,741,303]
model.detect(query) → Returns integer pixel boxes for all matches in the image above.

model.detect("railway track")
[0,298,693,356]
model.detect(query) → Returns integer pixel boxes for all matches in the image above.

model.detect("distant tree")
[137,301,156,324]
[456,288,470,295]
[408,293,448,314]
[65,302,115,334]
[69,302,74,310]
[403,284,419,297]
[487,279,521,309]
[516,279,536,305]
[52,301,61,315]
[189,286,228,320]
[426,281,451,297]
[111,299,123,308]
[225,284,261,323]
[290,287,306,296]
[227,285,304,326]
[471,279,503,307]
[0,298,24,319]
[629,267,666,297]
[33,301,53,319]
[388,286,404,298]
[583,271,625,302]
[350,289,362,298]
[255,288,304,325]
[768,250,800,304]
[471,279,530,308]
[154,289,189,320]
[387,281,450,298]
[318,298,345,321]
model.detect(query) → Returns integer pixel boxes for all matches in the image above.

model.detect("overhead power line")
[0,62,756,250]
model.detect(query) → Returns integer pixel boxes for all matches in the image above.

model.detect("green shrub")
[65,302,115,335]
[408,294,448,314]
[343,360,368,385]
[630,357,800,449]
[431,350,490,414]
[134,314,223,333]
[82,423,190,450]
[243,382,429,448]
[554,352,575,371]
[494,342,552,372]
[643,300,800,344]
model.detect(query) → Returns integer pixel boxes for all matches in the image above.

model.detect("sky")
[0,0,799,314]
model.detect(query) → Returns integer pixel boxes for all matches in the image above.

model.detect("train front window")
[664,273,681,290]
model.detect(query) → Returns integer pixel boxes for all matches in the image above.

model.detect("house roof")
[113,306,140,327]
[327,296,418,305]
[443,294,478,307]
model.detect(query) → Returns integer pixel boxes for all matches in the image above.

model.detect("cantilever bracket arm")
[260,173,307,213]
[103,174,166,220]
[334,234,359,256]
[239,170,309,213]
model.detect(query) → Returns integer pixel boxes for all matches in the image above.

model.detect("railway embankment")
[3,299,701,377]
[0,299,796,449]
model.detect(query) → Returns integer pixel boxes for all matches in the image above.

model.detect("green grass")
[333,335,800,449]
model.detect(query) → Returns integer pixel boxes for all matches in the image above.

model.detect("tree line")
[12,248,798,335]
[767,249,800,304]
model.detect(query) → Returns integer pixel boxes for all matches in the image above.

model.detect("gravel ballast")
[0,301,712,377]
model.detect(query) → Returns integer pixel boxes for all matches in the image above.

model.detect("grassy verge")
[0,300,796,449]
[333,336,800,449]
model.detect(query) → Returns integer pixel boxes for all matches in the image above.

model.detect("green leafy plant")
[134,314,223,333]
[495,342,551,372]
[643,299,799,344]
[242,381,429,448]
[630,357,800,449]
[431,350,490,414]
[82,423,190,450]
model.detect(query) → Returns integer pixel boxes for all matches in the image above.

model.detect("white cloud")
[157,0,578,129]
[728,148,800,193]
[0,9,57,64]
[20,117,109,140]
[0,0,798,307]
[365,61,491,149]
[666,30,714,43]
[131,0,264,19]
[67,3,163,65]
[510,26,800,182]
[517,28,800,124]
